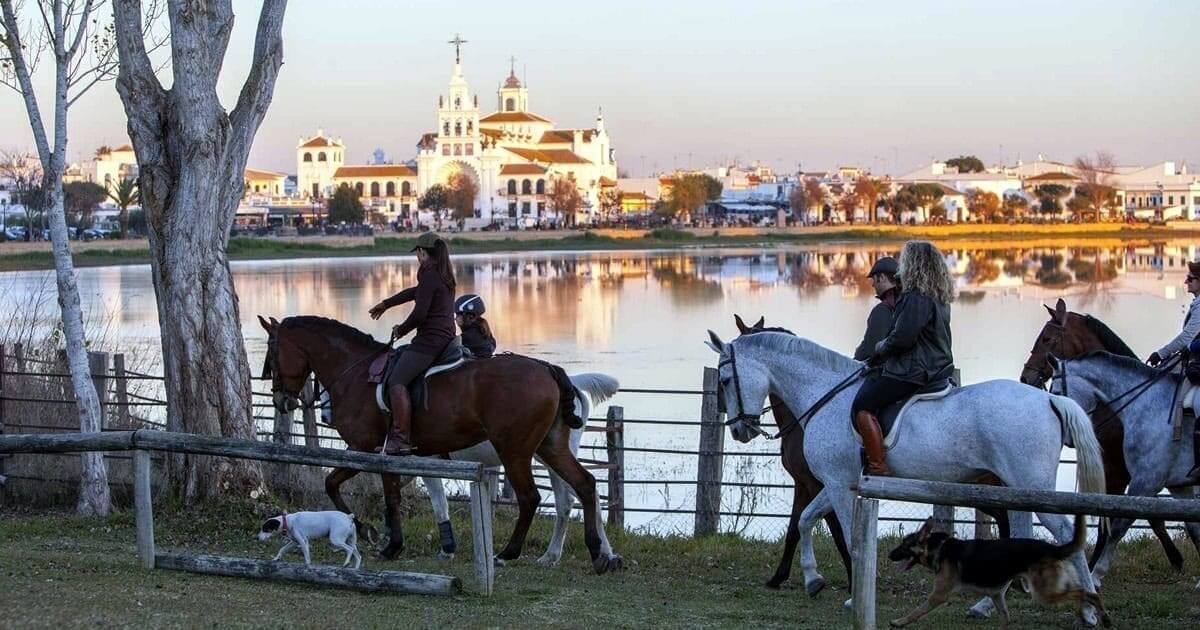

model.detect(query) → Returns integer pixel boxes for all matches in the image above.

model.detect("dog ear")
[917,517,934,536]
[260,517,280,533]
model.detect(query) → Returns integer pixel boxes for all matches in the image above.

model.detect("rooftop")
[332,165,417,178]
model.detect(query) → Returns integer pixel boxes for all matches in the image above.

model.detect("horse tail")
[1049,394,1106,494]
[547,363,584,429]
[568,372,621,406]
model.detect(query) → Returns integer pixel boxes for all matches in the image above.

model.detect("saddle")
[853,377,956,450]
[370,337,467,412]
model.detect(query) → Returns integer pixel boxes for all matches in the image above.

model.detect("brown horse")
[258,315,622,573]
[735,314,1013,592]
[1020,298,1192,571]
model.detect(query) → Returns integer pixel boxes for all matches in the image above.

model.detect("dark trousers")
[386,349,436,387]
[851,372,922,421]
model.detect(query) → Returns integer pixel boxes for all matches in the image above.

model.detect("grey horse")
[1048,351,1200,588]
[706,330,1106,625]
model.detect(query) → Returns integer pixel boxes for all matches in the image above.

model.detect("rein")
[267,328,398,412]
[1054,353,1182,427]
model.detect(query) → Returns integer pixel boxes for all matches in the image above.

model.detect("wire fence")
[0,345,1178,540]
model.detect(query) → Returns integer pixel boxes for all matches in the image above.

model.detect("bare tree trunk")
[2,0,112,516]
[113,0,287,501]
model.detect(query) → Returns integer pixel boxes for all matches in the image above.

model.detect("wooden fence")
[0,430,497,596]
[849,476,1200,630]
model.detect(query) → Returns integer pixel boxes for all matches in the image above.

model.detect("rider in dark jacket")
[851,241,956,476]
[455,293,496,358]
[368,232,456,455]
[854,256,901,362]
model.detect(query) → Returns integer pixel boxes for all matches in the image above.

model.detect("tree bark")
[1,0,112,516]
[112,0,287,501]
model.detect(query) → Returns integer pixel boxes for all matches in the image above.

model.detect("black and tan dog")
[887,515,1110,628]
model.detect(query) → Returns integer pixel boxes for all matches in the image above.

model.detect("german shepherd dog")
[887,516,1111,628]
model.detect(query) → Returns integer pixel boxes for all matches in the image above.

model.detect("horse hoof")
[536,554,561,567]
[378,543,403,561]
[842,598,853,611]
[593,553,623,574]
[805,577,826,597]
[436,550,455,561]
[493,556,507,568]
[765,577,784,590]
[606,553,625,571]
[966,606,992,620]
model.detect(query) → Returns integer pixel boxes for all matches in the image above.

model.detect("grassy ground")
[0,224,1195,272]
[0,503,1196,628]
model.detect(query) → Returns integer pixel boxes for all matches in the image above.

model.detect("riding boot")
[378,384,414,456]
[854,410,892,476]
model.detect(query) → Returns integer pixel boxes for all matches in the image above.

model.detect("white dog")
[257,511,362,569]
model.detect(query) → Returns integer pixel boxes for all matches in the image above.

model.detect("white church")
[296,36,618,228]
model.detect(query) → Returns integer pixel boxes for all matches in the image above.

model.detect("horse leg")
[325,467,377,543]
[537,466,573,566]
[422,476,456,559]
[767,483,811,589]
[968,510,1032,619]
[795,489,833,597]
[821,486,857,610]
[494,454,540,564]
[536,433,621,574]
[1168,486,1200,563]
[378,473,408,560]
[1037,511,1100,627]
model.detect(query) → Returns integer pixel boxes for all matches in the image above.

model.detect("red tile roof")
[244,168,287,180]
[333,165,417,178]
[1024,171,1079,182]
[499,163,548,175]
[538,129,596,144]
[480,111,552,124]
[599,176,617,187]
[504,147,591,165]
[300,136,342,148]
[112,144,134,153]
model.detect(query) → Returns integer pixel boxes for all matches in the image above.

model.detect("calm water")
[1,240,1191,537]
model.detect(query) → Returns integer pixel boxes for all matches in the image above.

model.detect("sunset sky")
[1,0,1196,176]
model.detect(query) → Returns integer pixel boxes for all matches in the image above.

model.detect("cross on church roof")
[448,33,468,64]
[509,55,517,75]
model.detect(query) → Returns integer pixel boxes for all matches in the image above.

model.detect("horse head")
[706,330,770,444]
[1021,298,1071,388]
[259,315,308,413]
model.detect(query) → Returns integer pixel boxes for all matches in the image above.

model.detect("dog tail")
[1049,394,1106,494]
[1055,514,1089,560]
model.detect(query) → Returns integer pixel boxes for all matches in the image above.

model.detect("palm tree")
[107,178,139,239]
[94,145,113,159]
[853,177,887,223]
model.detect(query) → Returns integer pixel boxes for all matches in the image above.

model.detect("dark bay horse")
[259,315,622,573]
[1020,298,1195,570]
[735,315,1012,593]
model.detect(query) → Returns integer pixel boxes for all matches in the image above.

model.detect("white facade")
[80,145,137,192]
[296,129,345,199]
[308,44,618,227]
[896,161,1023,200]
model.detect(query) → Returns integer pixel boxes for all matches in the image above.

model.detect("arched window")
[465,144,473,156]
[402,181,412,196]
[455,121,462,136]
[443,121,450,136]
[466,121,473,134]
[303,152,312,162]
[442,144,450,156]
[535,179,545,194]
[505,98,515,112]
[454,96,461,109]
[318,152,327,162]
[355,182,363,196]
[386,182,396,197]
[507,180,517,195]
[454,144,462,156]
[370,182,380,197]
[521,179,532,195]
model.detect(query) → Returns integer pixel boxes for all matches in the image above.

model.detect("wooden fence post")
[931,505,955,535]
[11,343,23,372]
[974,509,995,540]
[694,366,724,536]
[301,378,319,448]
[113,354,131,427]
[851,496,880,630]
[469,478,495,595]
[0,344,6,507]
[134,449,155,569]
[88,352,109,429]
[605,405,625,530]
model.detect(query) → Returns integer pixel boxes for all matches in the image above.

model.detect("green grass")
[1,504,1197,628]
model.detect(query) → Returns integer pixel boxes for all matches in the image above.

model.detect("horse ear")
[753,316,764,329]
[1054,298,1067,321]
[257,315,272,333]
[269,316,280,328]
[706,329,725,354]
[734,314,750,334]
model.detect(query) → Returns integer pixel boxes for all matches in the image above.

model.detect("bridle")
[263,327,396,414]
[1023,319,1067,386]
[1052,353,1182,427]
[718,343,866,441]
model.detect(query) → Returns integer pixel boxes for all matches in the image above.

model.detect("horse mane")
[1078,314,1138,360]
[1072,349,1156,376]
[744,325,797,336]
[281,316,386,350]
[737,331,858,373]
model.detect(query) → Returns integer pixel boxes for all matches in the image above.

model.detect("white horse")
[705,330,1107,624]
[1048,351,1200,588]
[322,371,621,565]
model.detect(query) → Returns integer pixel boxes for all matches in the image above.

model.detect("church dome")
[504,72,522,89]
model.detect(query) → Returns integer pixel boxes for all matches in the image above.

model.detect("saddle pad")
[375,357,469,414]
[1175,381,1196,441]
[852,382,956,450]
[367,352,391,384]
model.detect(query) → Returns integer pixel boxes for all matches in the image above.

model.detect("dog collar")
[280,513,288,534]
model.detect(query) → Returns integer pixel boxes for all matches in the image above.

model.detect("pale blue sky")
[2,0,1197,176]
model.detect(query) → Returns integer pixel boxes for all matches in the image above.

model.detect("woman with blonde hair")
[851,240,956,475]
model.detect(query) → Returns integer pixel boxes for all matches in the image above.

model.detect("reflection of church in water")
[296,35,618,227]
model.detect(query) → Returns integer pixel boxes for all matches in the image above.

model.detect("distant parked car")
[81,228,108,241]
[3,226,28,241]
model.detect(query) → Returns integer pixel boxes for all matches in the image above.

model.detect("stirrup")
[376,434,413,456]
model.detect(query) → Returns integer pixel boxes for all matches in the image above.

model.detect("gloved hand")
[1147,352,1163,367]
[391,325,406,342]
[369,302,389,320]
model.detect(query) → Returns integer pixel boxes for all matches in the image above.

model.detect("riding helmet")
[455,293,485,316]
